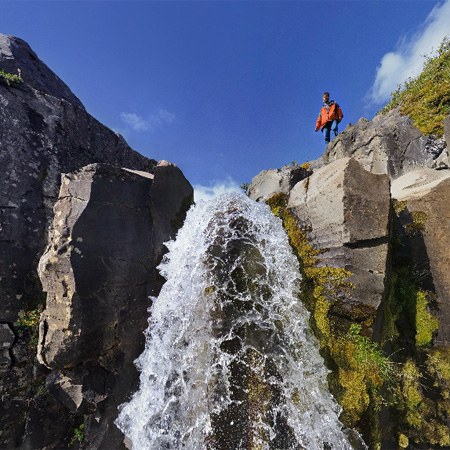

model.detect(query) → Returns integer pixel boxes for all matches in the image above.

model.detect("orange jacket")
[315,101,344,130]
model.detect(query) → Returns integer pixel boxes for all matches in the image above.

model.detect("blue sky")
[1,1,449,187]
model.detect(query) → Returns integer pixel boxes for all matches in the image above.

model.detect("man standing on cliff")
[315,92,344,144]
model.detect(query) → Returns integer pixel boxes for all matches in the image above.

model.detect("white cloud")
[120,109,176,132]
[369,0,450,104]
[193,178,241,202]
[120,112,150,131]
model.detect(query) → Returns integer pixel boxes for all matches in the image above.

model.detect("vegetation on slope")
[0,68,23,87]
[266,193,394,448]
[379,38,450,136]
[266,192,450,449]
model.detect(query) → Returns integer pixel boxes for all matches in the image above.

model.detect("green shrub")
[15,308,42,348]
[69,423,85,446]
[0,69,23,87]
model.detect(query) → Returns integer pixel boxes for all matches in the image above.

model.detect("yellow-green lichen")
[266,192,391,439]
[398,433,409,448]
[14,308,42,349]
[401,359,424,429]
[393,200,407,215]
[398,358,450,446]
[405,211,428,235]
[415,290,439,348]
[427,347,450,386]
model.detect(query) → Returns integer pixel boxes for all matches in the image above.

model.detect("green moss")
[415,290,439,348]
[380,202,450,447]
[399,359,450,446]
[15,309,41,328]
[69,423,85,446]
[382,267,438,351]
[338,368,369,424]
[380,38,450,136]
[15,307,42,349]
[266,193,392,442]
[427,347,450,385]
[392,200,407,215]
[401,359,424,429]
[398,433,409,448]
[405,211,428,235]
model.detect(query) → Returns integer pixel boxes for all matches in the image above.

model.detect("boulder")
[0,73,155,324]
[288,157,391,319]
[247,164,311,202]
[323,109,445,178]
[391,169,450,345]
[32,162,193,448]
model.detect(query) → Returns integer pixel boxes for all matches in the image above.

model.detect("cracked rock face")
[34,163,193,448]
[288,157,391,320]
[0,33,187,449]
[0,33,155,324]
[392,169,450,345]
[323,109,445,178]
[249,157,391,331]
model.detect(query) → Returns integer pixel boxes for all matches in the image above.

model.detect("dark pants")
[323,120,339,143]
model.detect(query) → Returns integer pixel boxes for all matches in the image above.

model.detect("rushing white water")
[116,192,357,450]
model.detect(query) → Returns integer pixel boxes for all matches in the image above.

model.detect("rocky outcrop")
[322,109,446,177]
[23,162,193,449]
[0,34,192,449]
[391,169,450,345]
[249,158,391,328]
[247,164,311,202]
[249,110,450,448]
[287,158,390,319]
[0,36,155,323]
[0,34,83,107]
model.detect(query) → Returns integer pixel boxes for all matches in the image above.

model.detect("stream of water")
[116,192,358,450]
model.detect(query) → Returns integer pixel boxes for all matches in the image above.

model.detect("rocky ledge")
[248,111,450,449]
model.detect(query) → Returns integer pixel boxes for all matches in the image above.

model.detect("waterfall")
[116,192,358,450]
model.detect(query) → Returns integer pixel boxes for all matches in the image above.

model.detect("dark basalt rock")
[0,34,193,449]
[30,162,193,449]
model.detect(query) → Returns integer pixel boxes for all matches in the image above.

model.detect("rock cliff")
[248,110,450,448]
[0,34,193,449]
